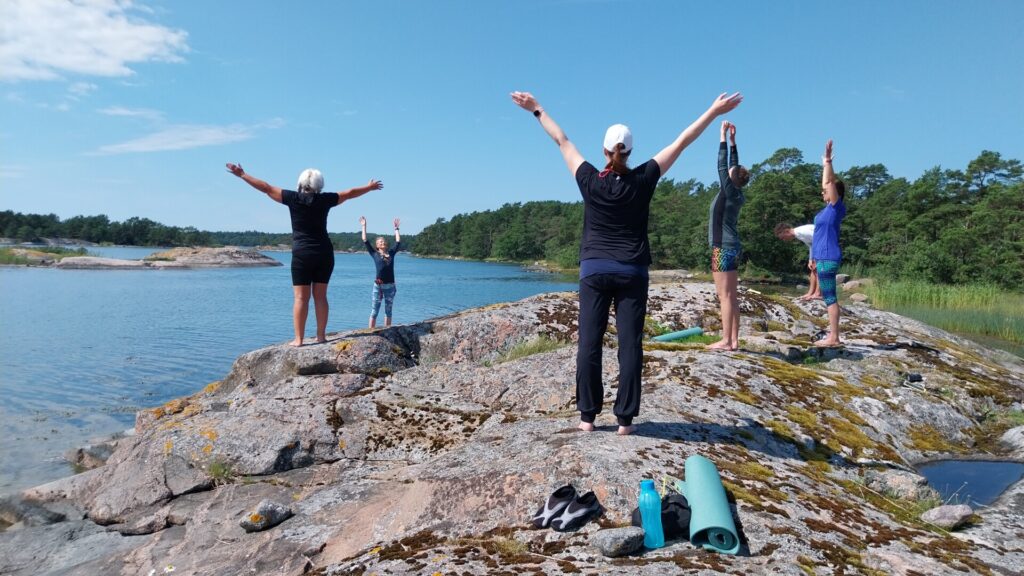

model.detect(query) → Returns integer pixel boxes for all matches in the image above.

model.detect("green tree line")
[0,212,397,253]
[413,149,1024,289]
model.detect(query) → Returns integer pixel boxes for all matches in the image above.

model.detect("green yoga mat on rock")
[674,455,741,555]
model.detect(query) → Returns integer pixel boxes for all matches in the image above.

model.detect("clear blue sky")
[1,0,1022,234]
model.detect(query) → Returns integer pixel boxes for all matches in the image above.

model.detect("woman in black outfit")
[510,91,741,435]
[226,163,382,346]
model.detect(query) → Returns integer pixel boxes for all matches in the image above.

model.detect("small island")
[48,247,282,269]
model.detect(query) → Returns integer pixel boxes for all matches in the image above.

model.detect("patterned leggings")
[371,283,396,319]
[816,260,840,306]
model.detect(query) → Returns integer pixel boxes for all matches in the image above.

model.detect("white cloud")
[68,82,98,97]
[0,164,28,179]
[98,105,164,120]
[92,124,256,154]
[91,111,285,155]
[0,0,189,82]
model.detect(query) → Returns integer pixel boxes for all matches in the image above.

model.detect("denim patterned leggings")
[816,260,841,306]
[371,283,396,319]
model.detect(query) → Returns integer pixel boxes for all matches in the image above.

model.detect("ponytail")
[604,143,631,175]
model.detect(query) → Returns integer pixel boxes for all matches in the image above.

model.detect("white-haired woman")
[226,163,382,346]
[510,90,742,435]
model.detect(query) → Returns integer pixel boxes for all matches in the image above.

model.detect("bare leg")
[385,316,392,327]
[368,317,376,328]
[810,270,822,299]
[312,282,329,343]
[708,271,732,350]
[291,285,311,347]
[728,271,739,349]
[815,303,842,346]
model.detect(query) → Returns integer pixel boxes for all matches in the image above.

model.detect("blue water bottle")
[638,479,665,548]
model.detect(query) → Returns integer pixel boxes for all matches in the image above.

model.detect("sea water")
[0,249,576,494]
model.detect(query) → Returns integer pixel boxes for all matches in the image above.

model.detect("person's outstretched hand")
[510,91,540,113]
[710,92,743,116]
[729,124,737,144]
[393,218,400,229]
[368,179,383,190]
[226,163,244,177]
[359,216,367,228]
[823,139,834,163]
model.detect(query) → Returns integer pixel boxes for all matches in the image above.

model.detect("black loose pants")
[575,273,648,427]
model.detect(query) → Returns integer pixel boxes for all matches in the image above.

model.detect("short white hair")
[297,168,324,194]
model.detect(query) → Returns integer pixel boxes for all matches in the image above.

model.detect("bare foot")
[288,339,303,347]
[578,422,595,432]
[316,337,327,344]
[814,337,841,348]
[707,340,731,351]
[617,425,635,436]
[810,293,823,300]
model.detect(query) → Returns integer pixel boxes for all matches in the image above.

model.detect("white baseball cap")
[603,124,633,153]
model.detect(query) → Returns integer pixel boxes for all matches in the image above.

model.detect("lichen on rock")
[4,283,1023,576]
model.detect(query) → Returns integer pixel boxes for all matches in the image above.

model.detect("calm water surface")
[0,247,576,494]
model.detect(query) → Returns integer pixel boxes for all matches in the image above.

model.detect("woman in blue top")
[360,216,402,328]
[811,139,846,347]
[511,90,742,435]
[226,163,382,346]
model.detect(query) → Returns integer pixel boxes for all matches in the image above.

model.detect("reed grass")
[867,281,1024,344]
[497,335,568,363]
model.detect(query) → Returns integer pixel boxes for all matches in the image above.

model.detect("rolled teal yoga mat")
[674,455,740,554]
[651,327,703,342]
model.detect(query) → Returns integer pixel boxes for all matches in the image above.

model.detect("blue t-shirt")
[365,240,401,283]
[811,200,846,261]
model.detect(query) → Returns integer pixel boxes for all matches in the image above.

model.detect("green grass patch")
[867,281,1024,344]
[643,315,672,337]
[207,459,235,485]
[0,246,89,264]
[497,335,568,363]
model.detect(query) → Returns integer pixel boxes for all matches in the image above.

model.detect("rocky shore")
[55,247,281,269]
[1,283,1022,575]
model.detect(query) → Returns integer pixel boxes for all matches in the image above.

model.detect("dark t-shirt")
[365,240,402,283]
[281,190,339,254]
[575,160,661,265]
[708,142,745,250]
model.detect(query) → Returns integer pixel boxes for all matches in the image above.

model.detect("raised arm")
[359,216,367,243]
[718,121,730,185]
[510,91,585,176]
[728,123,738,168]
[653,92,743,176]
[393,218,401,244]
[226,163,283,203]
[822,140,839,204]
[337,180,383,205]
